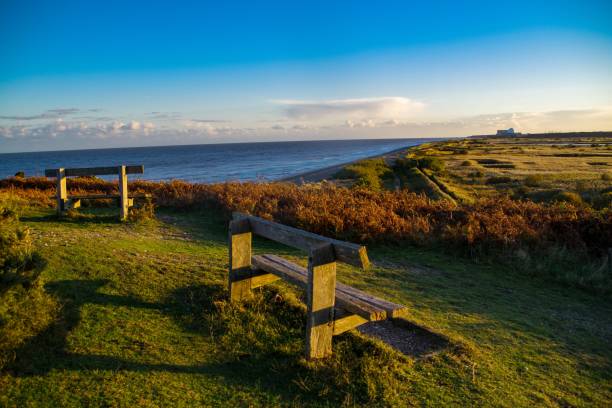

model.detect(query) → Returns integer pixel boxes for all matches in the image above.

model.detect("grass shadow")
[5,276,436,405]
[0,254,47,296]
[20,211,122,225]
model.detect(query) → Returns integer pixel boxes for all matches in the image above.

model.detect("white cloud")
[274,97,425,121]
[345,119,376,128]
[1,106,611,150]
[121,120,141,131]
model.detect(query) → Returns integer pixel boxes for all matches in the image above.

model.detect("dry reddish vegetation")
[3,176,610,259]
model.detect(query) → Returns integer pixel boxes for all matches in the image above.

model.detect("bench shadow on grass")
[5,279,317,403]
[20,208,122,225]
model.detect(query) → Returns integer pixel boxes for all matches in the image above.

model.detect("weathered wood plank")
[55,168,66,215]
[335,282,408,318]
[233,212,369,269]
[228,220,253,301]
[250,270,281,288]
[67,198,81,210]
[332,309,368,335]
[306,244,336,359]
[118,165,129,221]
[261,254,405,318]
[252,254,308,288]
[227,268,279,290]
[252,254,386,321]
[45,165,144,177]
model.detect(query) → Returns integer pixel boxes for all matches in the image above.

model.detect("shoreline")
[280,144,420,183]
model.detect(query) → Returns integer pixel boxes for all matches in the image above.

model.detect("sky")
[1,0,611,152]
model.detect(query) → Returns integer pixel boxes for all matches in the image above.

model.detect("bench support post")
[229,219,253,302]
[306,244,336,359]
[118,165,129,221]
[55,168,67,215]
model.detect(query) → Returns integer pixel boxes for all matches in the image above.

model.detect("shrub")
[3,177,612,291]
[460,160,474,167]
[593,191,612,209]
[602,173,612,181]
[335,159,392,191]
[395,156,445,173]
[418,156,445,172]
[0,208,34,276]
[554,191,583,205]
[127,200,156,222]
[524,174,545,187]
[0,204,40,295]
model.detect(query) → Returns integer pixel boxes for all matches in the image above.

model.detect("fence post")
[305,243,336,359]
[228,218,253,301]
[55,168,67,216]
[118,165,128,221]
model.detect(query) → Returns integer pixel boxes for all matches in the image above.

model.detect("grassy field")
[335,136,612,207]
[1,193,611,406]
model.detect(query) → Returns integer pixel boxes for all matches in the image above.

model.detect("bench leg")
[68,198,81,210]
[118,165,129,221]
[306,244,336,359]
[55,168,67,215]
[229,219,252,302]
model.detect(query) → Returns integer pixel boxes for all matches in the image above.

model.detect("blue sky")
[1,0,611,152]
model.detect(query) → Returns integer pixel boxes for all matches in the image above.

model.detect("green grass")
[1,200,611,406]
[333,137,612,206]
[334,158,393,191]
[425,137,612,204]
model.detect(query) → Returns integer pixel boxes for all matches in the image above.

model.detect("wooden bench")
[228,213,407,359]
[44,165,150,221]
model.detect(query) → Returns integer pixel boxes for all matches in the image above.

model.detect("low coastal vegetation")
[3,161,610,293]
[336,136,612,207]
[1,136,611,406]
[333,158,394,190]
[0,190,611,406]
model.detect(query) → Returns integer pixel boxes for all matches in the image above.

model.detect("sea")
[0,138,438,183]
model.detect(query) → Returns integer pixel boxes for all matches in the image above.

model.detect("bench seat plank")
[335,281,408,319]
[252,254,395,321]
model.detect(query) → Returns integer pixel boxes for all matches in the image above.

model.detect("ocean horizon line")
[0,136,451,156]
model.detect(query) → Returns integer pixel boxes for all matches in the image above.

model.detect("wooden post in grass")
[55,168,67,215]
[305,244,337,359]
[228,218,253,301]
[118,165,128,221]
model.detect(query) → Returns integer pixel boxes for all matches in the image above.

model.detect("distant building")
[496,128,516,136]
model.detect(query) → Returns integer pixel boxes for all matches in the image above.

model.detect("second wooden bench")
[45,165,151,220]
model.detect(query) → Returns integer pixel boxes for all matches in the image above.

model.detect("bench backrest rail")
[232,212,369,269]
[44,165,144,177]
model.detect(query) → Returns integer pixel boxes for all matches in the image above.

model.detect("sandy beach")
[281,144,417,183]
